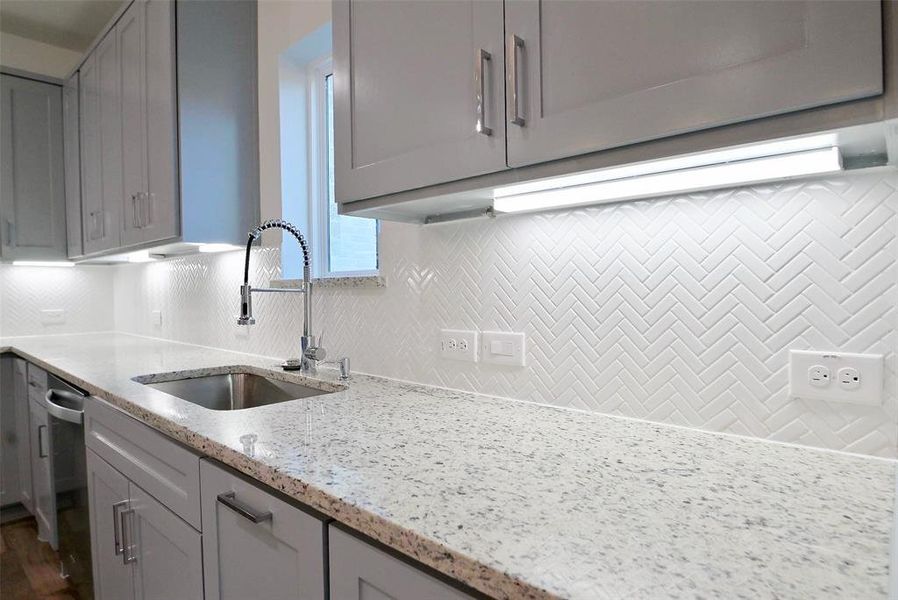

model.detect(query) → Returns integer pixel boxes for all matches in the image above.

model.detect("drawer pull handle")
[120,506,137,564]
[508,34,525,126]
[37,425,48,458]
[217,491,271,523]
[475,48,492,136]
[112,500,128,555]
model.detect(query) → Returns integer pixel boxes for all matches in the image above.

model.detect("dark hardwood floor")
[1,517,82,599]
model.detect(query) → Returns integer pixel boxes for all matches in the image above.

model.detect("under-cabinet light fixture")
[198,243,242,253]
[492,145,843,215]
[127,250,156,263]
[11,261,75,268]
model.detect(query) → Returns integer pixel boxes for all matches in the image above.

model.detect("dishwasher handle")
[45,389,86,425]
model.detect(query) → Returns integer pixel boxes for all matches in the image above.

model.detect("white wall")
[111,170,898,458]
[257,0,331,249]
[0,33,81,79]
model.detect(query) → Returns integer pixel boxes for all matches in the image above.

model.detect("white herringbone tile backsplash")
[0,264,115,336]
[3,171,894,456]
[109,170,898,457]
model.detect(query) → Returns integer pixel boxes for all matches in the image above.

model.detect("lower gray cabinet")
[87,449,132,600]
[29,395,56,548]
[129,480,203,600]
[13,358,33,513]
[86,448,203,600]
[200,459,327,600]
[0,356,21,507]
[329,526,474,600]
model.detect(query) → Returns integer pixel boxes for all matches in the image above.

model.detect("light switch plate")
[40,309,66,325]
[481,331,526,366]
[151,310,163,327]
[789,350,883,406]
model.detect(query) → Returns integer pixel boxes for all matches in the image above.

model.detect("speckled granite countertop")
[1,332,894,599]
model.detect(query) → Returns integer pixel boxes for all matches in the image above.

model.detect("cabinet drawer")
[200,459,327,600]
[329,526,474,600]
[84,396,201,528]
[26,364,47,402]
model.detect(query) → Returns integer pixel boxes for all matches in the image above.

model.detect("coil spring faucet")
[238,219,326,373]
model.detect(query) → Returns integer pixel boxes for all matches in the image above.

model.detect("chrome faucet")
[237,219,326,373]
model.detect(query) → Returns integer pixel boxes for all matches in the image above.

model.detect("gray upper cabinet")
[334,0,506,203]
[504,0,883,168]
[0,74,67,260]
[65,0,256,258]
[81,31,123,254]
[119,0,178,248]
[63,74,83,258]
[334,0,890,220]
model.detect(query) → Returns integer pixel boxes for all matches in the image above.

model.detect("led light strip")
[493,146,843,215]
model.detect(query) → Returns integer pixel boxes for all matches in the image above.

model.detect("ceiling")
[0,0,124,52]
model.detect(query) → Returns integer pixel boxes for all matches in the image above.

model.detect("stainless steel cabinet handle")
[37,425,47,458]
[4,219,13,247]
[508,34,525,126]
[112,499,128,555]
[120,506,136,564]
[475,48,492,136]
[217,491,272,523]
[130,194,138,229]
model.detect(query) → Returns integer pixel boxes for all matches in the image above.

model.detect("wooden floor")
[1,517,83,600]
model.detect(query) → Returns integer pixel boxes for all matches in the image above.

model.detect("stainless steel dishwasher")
[43,375,93,598]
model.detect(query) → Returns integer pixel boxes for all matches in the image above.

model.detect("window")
[309,58,378,277]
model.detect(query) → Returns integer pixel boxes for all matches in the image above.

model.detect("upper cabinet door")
[505,0,884,168]
[334,0,506,204]
[0,75,67,260]
[118,0,149,247]
[120,0,178,248]
[63,74,83,258]
[82,31,123,254]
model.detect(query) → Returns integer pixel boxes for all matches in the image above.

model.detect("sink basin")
[142,372,331,410]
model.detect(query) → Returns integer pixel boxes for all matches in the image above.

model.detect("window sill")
[270,275,386,289]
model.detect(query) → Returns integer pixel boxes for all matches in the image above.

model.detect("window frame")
[307,55,379,278]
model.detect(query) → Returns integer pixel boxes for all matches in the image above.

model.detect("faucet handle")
[339,357,350,380]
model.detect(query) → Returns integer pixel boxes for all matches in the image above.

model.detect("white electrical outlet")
[440,330,478,362]
[40,309,66,325]
[789,350,883,406]
[151,310,163,327]
[481,331,526,366]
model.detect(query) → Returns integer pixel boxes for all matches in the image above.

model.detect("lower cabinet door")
[86,449,133,600]
[14,359,33,513]
[200,459,327,600]
[329,526,474,600]
[29,397,57,548]
[129,481,203,600]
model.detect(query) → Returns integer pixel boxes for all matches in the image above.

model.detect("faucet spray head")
[237,284,255,325]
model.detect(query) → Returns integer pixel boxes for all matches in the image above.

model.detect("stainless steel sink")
[143,372,331,410]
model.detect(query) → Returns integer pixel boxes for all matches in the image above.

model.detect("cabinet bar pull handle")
[37,425,47,458]
[4,219,13,247]
[217,491,272,523]
[508,34,525,126]
[121,506,136,564]
[112,500,128,555]
[131,195,138,229]
[475,49,492,136]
